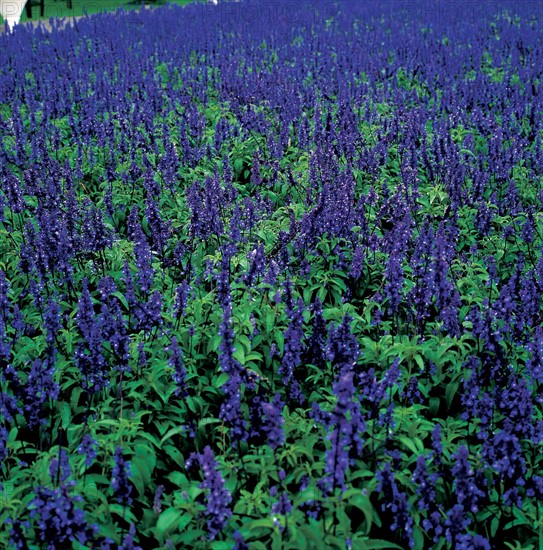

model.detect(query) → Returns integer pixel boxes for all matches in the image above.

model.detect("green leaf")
[503,506,530,530]
[109,503,137,523]
[84,482,103,501]
[198,418,222,429]
[233,158,244,175]
[167,472,188,487]
[445,381,459,409]
[207,334,222,354]
[412,525,425,550]
[399,436,424,455]
[160,426,186,446]
[156,508,191,535]
[275,332,284,355]
[186,396,201,414]
[57,401,72,430]
[358,539,404,549]
[131,452,153,497]
[247,518,276,531]
[414,354,425,371]
[214,372,229,387]
[178,529,207,544]
[233,346,245,365]
[70,387,84,410]
[112,291,129,310]
[346,491,373,531]
[491,516,500,537]
[246,351,263,362]
[163,445,185,468]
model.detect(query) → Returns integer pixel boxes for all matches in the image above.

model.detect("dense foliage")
[1,1,543,548]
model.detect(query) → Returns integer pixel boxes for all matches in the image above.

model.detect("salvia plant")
[0,0,543,547]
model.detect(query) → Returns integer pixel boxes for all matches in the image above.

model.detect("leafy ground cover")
[1,0,543,548]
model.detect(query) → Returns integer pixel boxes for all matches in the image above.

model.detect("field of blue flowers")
[0,0,542,548]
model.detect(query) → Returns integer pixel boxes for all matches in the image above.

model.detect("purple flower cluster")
[376,462,414,547]
[111,447,132,507]
[318,372,365,495]
[168,336,188,398]
[185,446,232,540]
[77,434,98,468]
[218,302,249,445]
[20,453,99,548]
[28,485,99,548]
[279,291,305,404]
